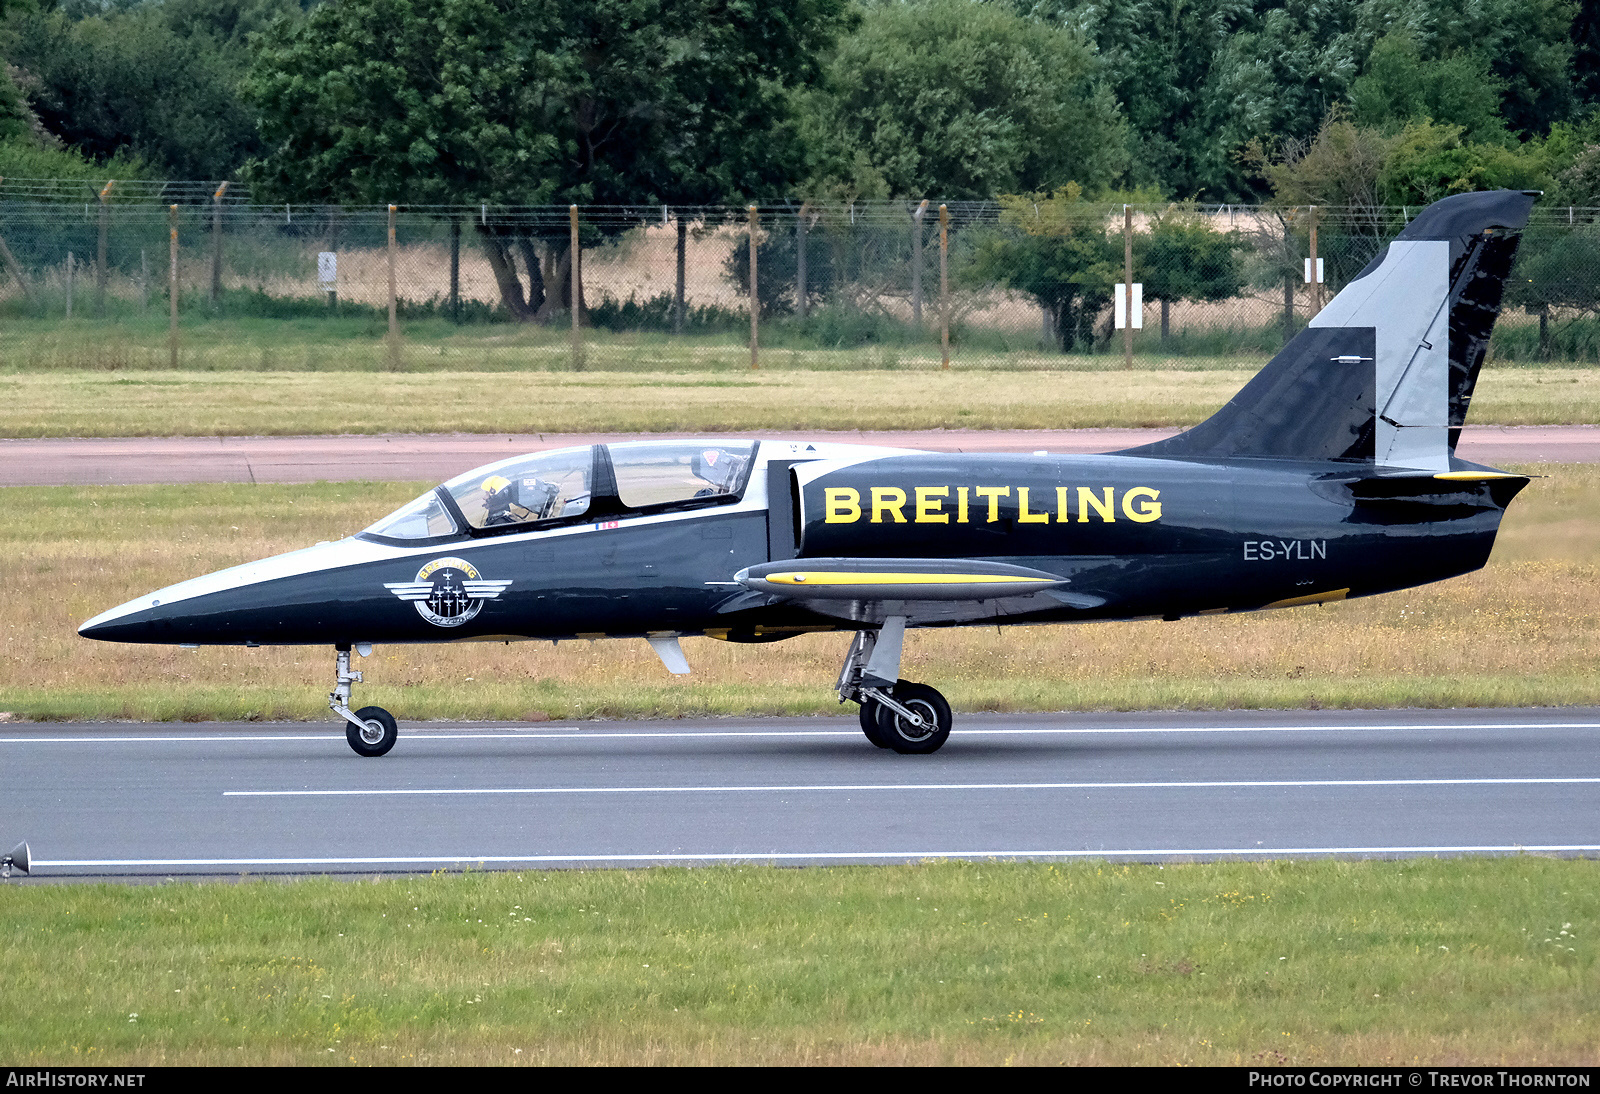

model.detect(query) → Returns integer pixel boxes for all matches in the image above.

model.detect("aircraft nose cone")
[79,616,140,642]
[78,598,167,643]
[78,612,139,642]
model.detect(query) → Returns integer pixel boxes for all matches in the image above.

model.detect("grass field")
[0,312,1261,374]
[3,462,1598,721]
[1,859,1595,1065]
[2,365,1600,437]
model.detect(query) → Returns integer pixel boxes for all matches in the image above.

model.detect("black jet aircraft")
[80,189,1538,756]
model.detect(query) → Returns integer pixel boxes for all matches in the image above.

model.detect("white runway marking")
[6,720,1600,746]
[224,776,1600,798]
[30,844,1600,869]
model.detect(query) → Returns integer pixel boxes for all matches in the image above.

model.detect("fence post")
[64,251,73,318]
[96,179,112,318]
[449,218,461,324]
[1308,204,1320,317]
[674,210,687,334]
[139,249,148,312]
[795,202,809,322]
[168,205,178,367]
[1281,213,1296,346]
[326,206,340,312]
[386,204,399,366]
[748,205,759,371]
[210,181,228,308]
[1123,204,1134,370]
[0,232,34,308]
[569,204,583,370]
[911,199,928,327]
[939,203,949,370]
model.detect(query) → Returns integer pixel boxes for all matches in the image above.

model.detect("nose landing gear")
[330,643,397,757]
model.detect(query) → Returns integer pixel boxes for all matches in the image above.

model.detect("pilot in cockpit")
[691,448,745,497]
[482,474,562,525]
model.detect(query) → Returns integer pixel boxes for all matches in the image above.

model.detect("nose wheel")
[347,705,398,757]
[330,644,396,756]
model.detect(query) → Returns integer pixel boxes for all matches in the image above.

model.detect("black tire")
[347,705,398,757]
[873,682,952,754]
[858,699,891,748]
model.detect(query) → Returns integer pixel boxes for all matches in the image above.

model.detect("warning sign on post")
[1114,283,1143,330]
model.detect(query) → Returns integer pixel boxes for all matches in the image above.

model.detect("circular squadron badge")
[383,557,512,627]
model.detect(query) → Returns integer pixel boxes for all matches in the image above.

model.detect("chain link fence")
[0,179,1596,370]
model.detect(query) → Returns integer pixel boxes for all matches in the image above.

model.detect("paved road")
[3,425,1599,487]
[3,708,1597,879]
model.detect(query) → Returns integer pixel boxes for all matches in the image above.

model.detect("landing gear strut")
[330,643,396,757]
[837,620,953,754]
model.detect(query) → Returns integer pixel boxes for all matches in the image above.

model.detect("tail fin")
[1125,190,1537,469]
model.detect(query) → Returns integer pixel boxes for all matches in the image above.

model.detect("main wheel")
[858,699,891,748]
[873,682,952,754]
[347,705,398,757]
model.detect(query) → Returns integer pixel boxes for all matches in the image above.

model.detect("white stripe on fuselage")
[79,439,924,631]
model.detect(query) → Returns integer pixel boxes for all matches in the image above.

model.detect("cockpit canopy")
[362,440,755,543]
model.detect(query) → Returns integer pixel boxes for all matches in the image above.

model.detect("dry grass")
[3,463,1598,721]
[2,365,1600,438]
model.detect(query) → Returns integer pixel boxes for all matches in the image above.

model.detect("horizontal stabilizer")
[735,558,1068,602]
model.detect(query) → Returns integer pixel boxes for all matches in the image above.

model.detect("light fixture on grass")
[2,841,29,878]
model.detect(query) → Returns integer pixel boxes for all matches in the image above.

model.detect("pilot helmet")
[693,448,737,489]
[480,474,513,497]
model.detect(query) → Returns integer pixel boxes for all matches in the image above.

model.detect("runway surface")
[3,425,1598,486]
[4,708,1597,879]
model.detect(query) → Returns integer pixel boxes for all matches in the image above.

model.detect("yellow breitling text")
[823,486,1161,524]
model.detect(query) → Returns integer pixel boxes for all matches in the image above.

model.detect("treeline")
[3,0,1599,332]
[1,0,1598,206]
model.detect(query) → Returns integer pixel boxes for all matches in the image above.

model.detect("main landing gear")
[837,619,953,754]
[330,643,397,757]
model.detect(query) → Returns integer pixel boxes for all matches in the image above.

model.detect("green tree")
[970,185,1121,352]
[1376,121,1548,206]
[1351,0,1578,139]
[246,0,847,320]
[1246,110,1395,211]
[800,0,1125,200]
[1032,0,1364,201]
[1350,30,1509,144]
[3,0,297,178]
[1020,0,1254,199]
[1137,207,1244,340]
[1032,0,1579,199]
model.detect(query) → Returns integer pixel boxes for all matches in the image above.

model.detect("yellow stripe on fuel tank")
[763,571,1044,587]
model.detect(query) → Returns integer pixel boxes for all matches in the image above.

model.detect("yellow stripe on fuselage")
[1432,471,1519,481]
[1263,588,1349,609]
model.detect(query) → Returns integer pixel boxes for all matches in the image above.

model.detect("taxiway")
[3,708,1597,879]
